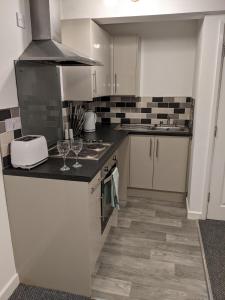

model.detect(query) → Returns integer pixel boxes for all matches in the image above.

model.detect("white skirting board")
[186,197,203,219]
[0,274,19,300]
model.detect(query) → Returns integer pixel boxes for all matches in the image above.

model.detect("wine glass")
[57,140,70,171]
[71,138,83,168]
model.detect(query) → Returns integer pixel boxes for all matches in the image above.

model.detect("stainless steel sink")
[152,126,186,131]
[117,124,188,132]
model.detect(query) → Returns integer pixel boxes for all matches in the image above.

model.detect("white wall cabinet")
[112,36,140,96]
[129,135,189,193]
[61,19,111,101]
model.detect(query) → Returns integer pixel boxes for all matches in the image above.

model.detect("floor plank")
[91,196,208,299]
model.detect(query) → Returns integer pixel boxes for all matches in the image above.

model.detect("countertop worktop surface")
[3,124,192,182]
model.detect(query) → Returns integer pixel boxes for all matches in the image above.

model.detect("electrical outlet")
[16,12,25,29]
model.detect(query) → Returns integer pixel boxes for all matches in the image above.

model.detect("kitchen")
[0,1,225,300]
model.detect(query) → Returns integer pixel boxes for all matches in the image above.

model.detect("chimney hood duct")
[18,0,101,66]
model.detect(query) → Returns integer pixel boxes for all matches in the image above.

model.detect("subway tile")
[110,96,121,102]
[116,102,125,107]
[174,108,185,114]
[110,118,120,124]
[101,118,111,124]
[147,113,157,119]
[129,118,141,124]
[62,101,69,108]
[141,119,151,124]
[10,107,20,118]
[116,113,125,118]
[179,103,192,108]
[110,107,121,113]
[147,102,158,108]
[0,109,11,121]
[186,97,192,103]
[121,107,131,113]
[157,114,168,119]
[169,103,180,108]
[0,131,14,157]
[153,97,163,102]
[136,102,147,108]
[126,102,136,107]
[0,122,5,134]
[175,97,186,103]
[101,96,110,101]
[142,97,153,103]
[168,114,179,119]
[121,118,130,124]
[163,97,175,102]
[126,113,141,119]
[179,114,190,120]
[14,129,22,139]
[158,103,168,108]
[101,107,110,112]
[2,155,11,168]
[141,108,152,113]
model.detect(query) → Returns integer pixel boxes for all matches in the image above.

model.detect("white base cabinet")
[129,135,189,193]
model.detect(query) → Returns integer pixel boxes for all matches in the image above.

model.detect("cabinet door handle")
[93,71,97,94]
[95,71,97,94]
[156,139,159,158]
[115,73,117,94]
[149,138,152,157]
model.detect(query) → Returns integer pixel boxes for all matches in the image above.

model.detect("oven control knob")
[104,166,109,172]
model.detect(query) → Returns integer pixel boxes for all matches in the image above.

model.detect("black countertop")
[3,124,191,183]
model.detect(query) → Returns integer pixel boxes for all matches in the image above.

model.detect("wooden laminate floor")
[91,196,208,300]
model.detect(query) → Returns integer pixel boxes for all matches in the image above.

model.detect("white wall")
[61,0,225,21]
[104,20,198,96]
[0,0,32,109]
[0,0,32,298]
[187,15,225,218]
[0,158,19,300]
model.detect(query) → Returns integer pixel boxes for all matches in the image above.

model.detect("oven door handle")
[103,164,118,184]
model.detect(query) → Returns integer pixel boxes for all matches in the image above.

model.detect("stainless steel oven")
[100,154,118,233]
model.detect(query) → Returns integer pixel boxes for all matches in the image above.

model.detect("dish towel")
[111,167,120,209]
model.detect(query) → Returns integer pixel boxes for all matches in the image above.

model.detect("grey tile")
[129,119,141,124]
[0,122,6,134]
[147,102,158,108]
[10,107,20,118]
[163,97,175,103]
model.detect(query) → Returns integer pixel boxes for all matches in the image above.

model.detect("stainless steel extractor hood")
[18,0,101,66]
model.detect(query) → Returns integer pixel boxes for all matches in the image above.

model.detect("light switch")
[16,12,25,29]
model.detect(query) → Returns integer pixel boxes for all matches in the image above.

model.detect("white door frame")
[204,20,225,219]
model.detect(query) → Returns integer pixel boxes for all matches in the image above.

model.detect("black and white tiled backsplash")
[87,96,194,126]
[0,107,22,168]
[1,96,193,168]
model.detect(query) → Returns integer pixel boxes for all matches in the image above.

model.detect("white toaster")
[11,135,48,169]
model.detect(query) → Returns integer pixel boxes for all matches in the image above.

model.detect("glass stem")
[76,154,78,165]
[63,155,66,167]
